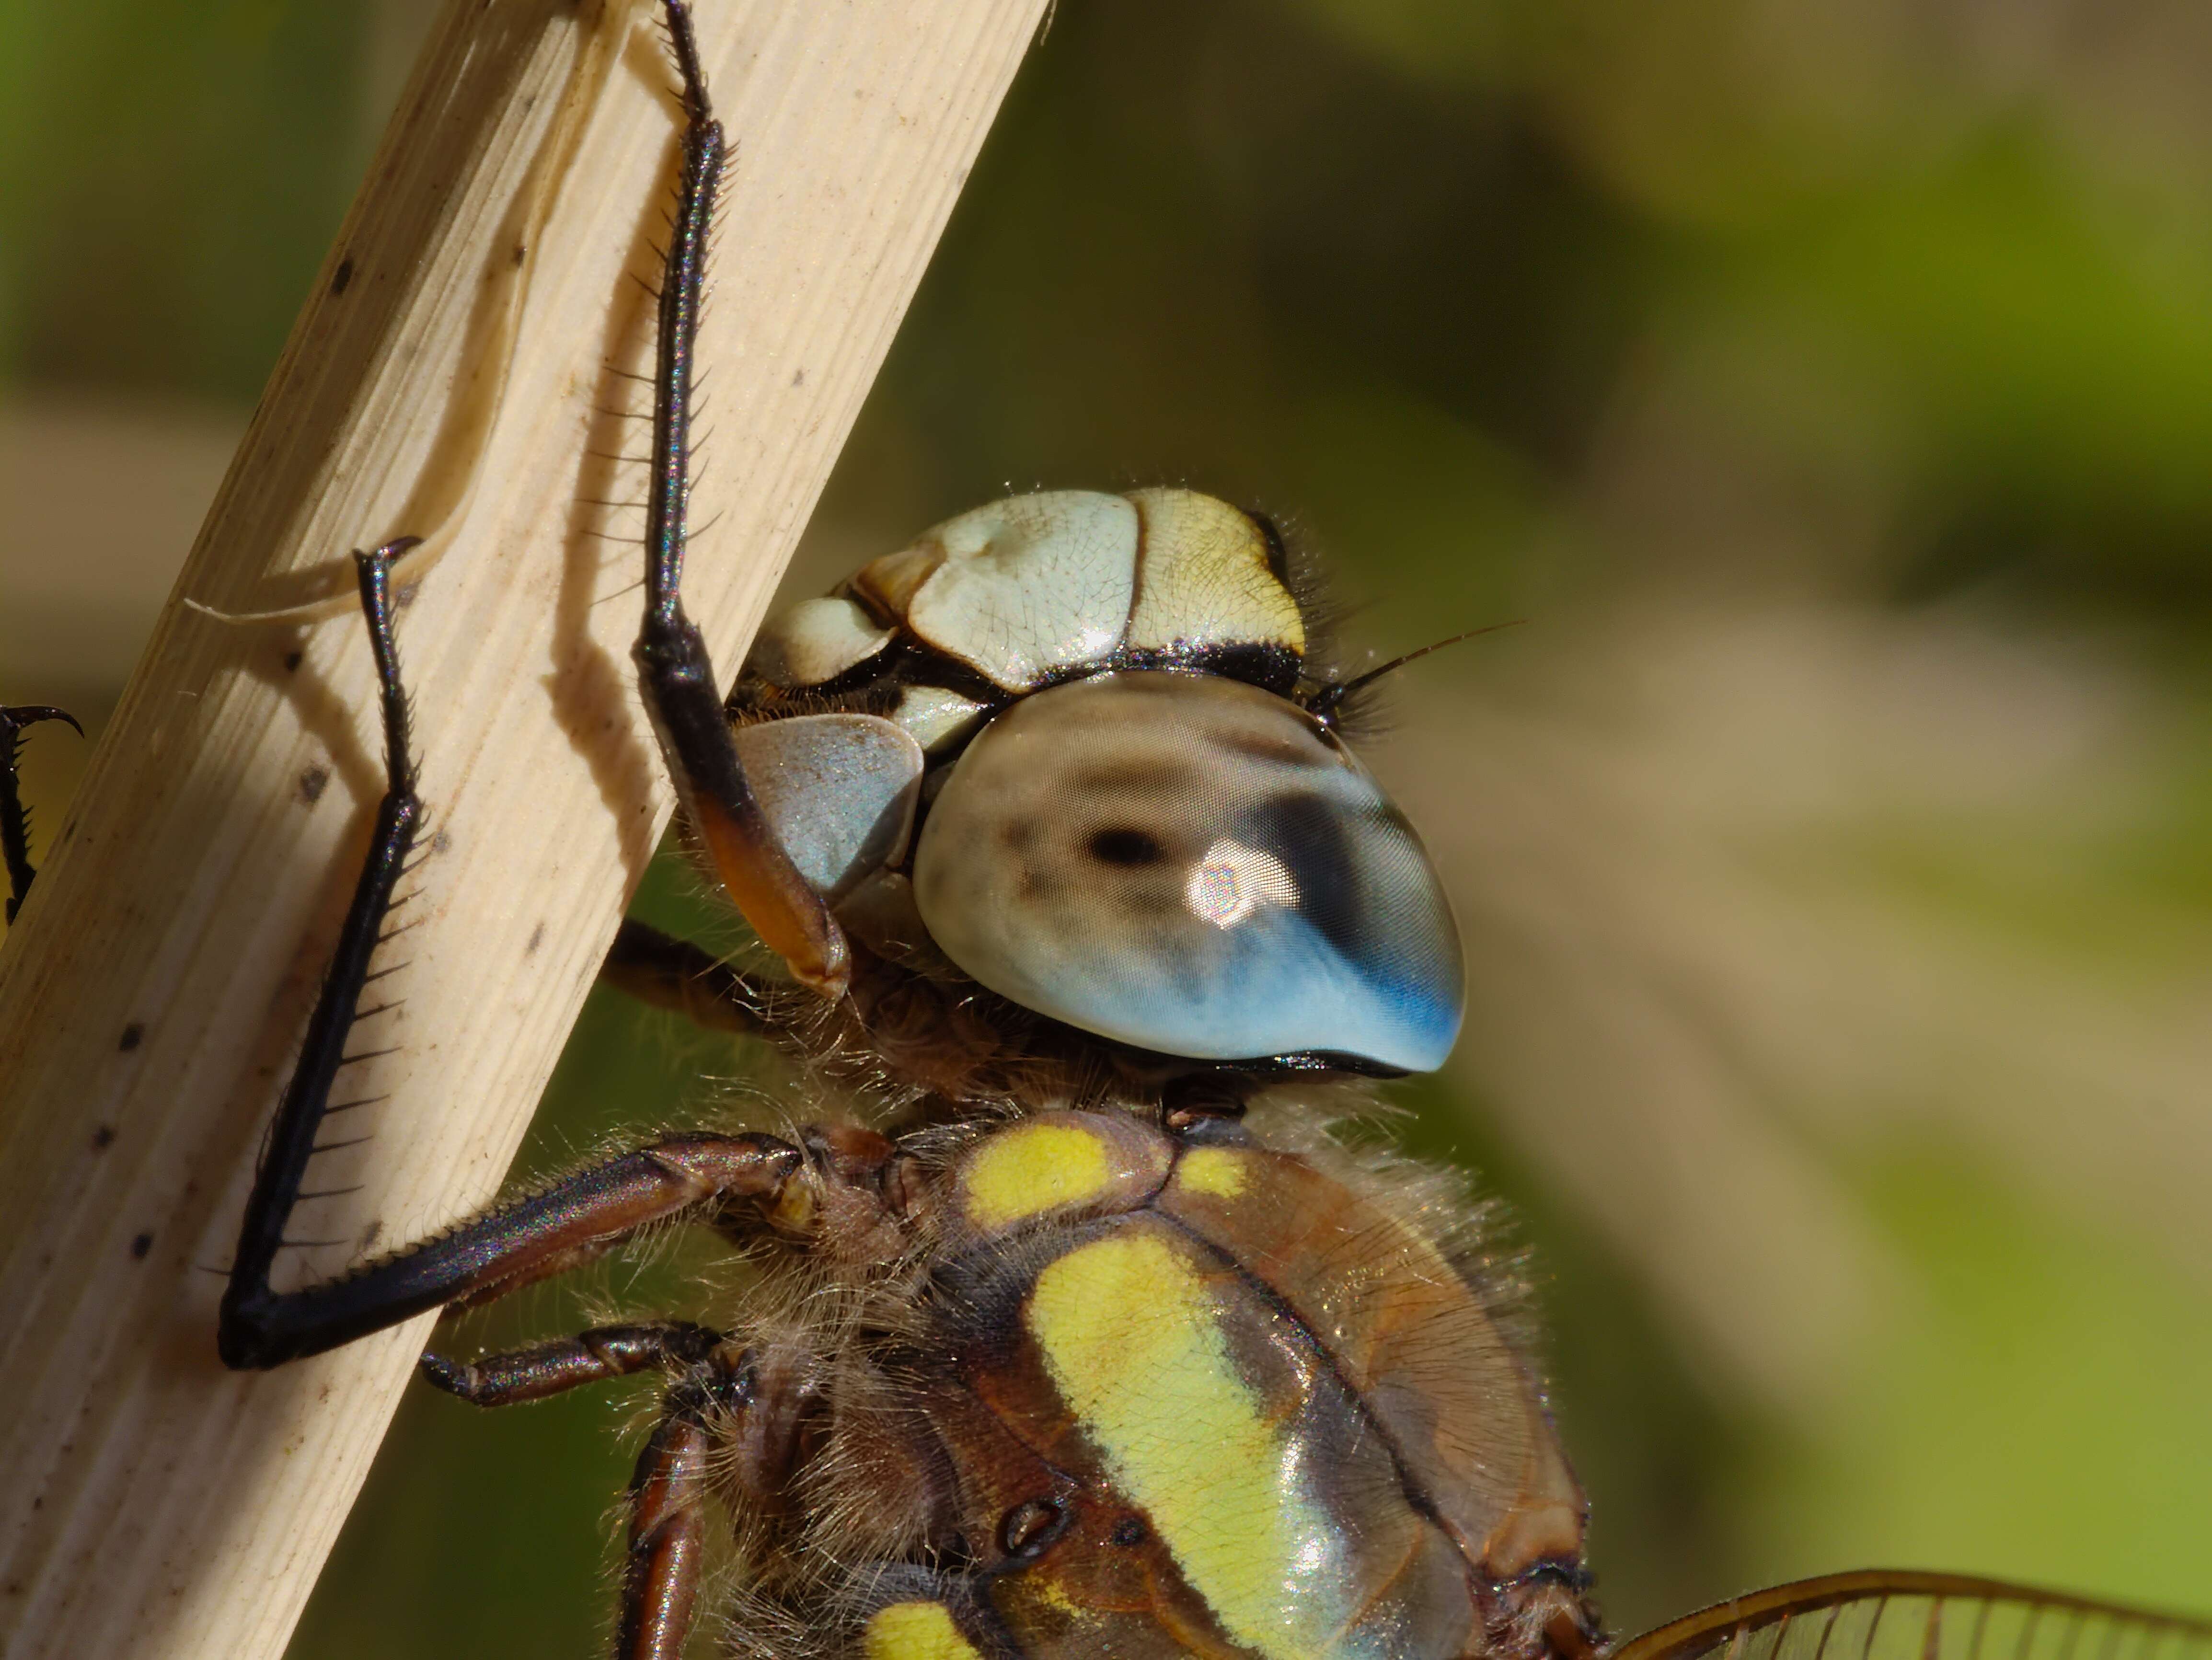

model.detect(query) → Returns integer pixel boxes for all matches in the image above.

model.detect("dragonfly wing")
[1608,1571,2212,1660]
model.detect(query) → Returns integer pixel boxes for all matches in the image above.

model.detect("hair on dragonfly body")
[6,3,2198,1657]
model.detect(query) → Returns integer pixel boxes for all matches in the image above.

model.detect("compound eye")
[911,672,1463,1072]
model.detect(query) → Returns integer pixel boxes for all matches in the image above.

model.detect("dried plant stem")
[0,1,1044,1655]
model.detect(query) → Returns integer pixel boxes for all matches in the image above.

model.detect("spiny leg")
[223,5,846,1373]
[222,1122,802,1369]
[629,0,851,1000]
[219,538,426,1368]
[214,540,805,1369]
[215,544,798,1369]
[1,704,82,923]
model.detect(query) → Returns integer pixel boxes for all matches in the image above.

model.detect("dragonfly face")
[729,486,1465,1078]
[914,668,1460,1070]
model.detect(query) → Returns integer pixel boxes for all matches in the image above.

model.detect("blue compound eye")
[910,671,1463,1072]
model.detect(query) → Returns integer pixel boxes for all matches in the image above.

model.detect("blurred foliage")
[3,0,2209,1652]
[0,0,364,400]
[1789,1143,2212,1598]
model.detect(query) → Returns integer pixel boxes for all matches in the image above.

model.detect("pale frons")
[0,1,1046,1655]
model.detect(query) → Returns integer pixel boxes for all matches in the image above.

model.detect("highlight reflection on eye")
[1184,840,1298,929]
[911,671,1463,1073]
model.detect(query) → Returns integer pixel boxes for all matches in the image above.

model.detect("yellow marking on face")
[862,1601,982,1660]
[1027,1230,1342,1660]
[961,1121,1114,1229]
[1175,1146,1247,1199]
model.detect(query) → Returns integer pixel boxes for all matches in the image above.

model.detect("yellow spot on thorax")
[862,1602,982,1660]
[1175,1146,1247,1198]
[1026,1230,1342,1660]
[960,1121,1114,1229]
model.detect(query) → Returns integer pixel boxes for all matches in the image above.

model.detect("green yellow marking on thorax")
[862,1601,982,1660]
[1175,1145,1247,1198]
[959,1121,1117,1228]
[1025,1228,1345,1660]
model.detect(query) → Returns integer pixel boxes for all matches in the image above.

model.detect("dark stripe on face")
[1235,789,1371,961]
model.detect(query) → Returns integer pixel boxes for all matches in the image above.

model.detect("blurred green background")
[4,0,2210,1652]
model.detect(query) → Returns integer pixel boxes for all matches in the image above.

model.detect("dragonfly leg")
[630,0,850,1001]
[1,703,82,922]
[439,1329,818,1660]
[618,1349,757,1660]
[220,1128,803,1369]
[215,537,812,1371]
[218,538,432,1367]
[221,0,858,1377]
[420,1321,726,1406]
[598,916,794,1040]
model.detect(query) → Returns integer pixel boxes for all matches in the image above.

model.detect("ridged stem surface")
[0,1,1044,1653]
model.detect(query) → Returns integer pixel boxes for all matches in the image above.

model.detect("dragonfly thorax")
[822,1108,1593,1660]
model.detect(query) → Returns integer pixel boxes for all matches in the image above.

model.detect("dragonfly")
[3,4,2198,1657]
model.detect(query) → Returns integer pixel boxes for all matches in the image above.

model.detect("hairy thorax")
[712,1103,1591,1660]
